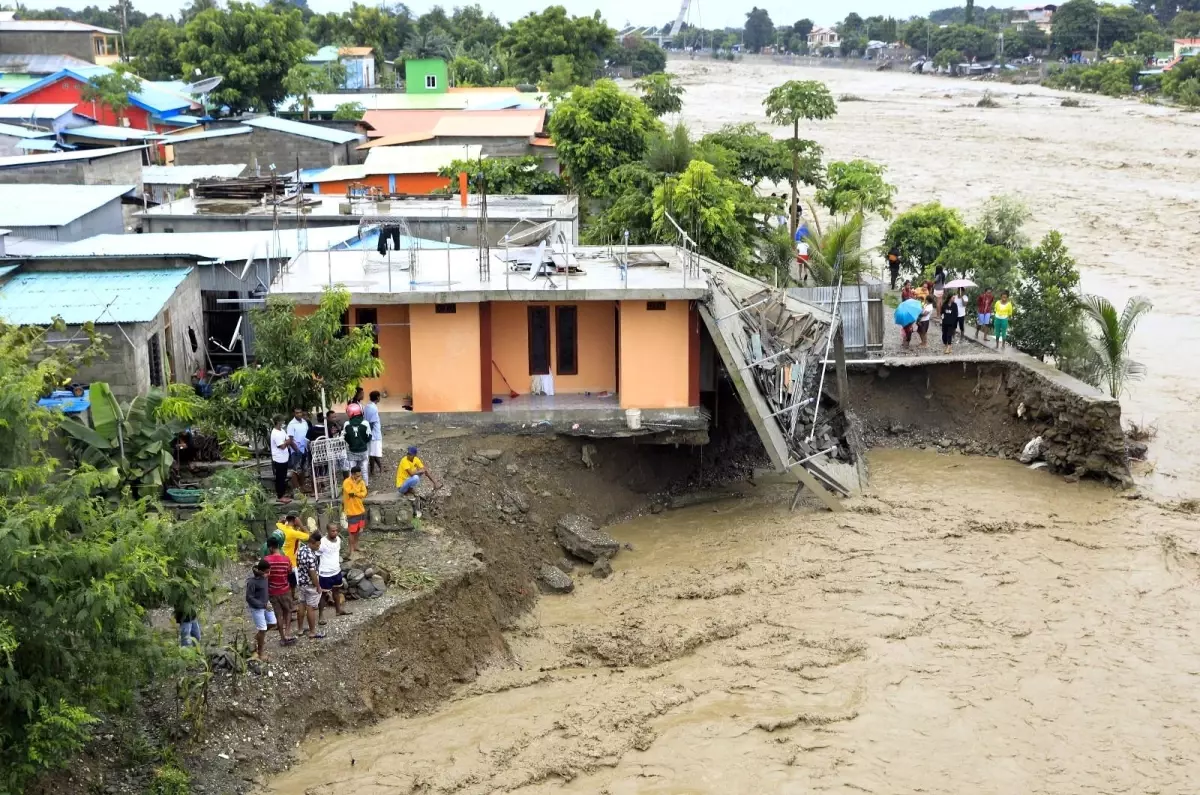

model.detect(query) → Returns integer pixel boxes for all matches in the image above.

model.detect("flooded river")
[267,62,1200,794]
[270,450,1200,794]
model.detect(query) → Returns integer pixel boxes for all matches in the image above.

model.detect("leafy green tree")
[0,322,263,792]
[933,47,965,70]
[547,79,662,197]
[884,202,965,278]
[210,289,379,445]
[283,62,344,119]
[332,101,366,121]
[744,7,775,52]
[1051,0,1101,55]
[1075,295,1152,397]
[902,17,934,52]
[345,2,411,65]
[793,18,815,38]
[450,55,494,86]
[404,28,452,59]
[965,0,976,25]
[582,163,662,245]
[1010,231,1083,361]
[763,79,837,237]
[608,34,667,77]
[80,66,141,125]
[179,1,315,114]
[1013,23,1049,56]
[652,160,747,270]
[931,24,995,59]
[544,55,577,93]
[815,159,896,220]
[1172,10,1200,37]
[1164,56,1200,106]
[126,17,183,80]
[977,194,1032,251]
[643,122,696,175]
[932,227,1018,304]
[437,155,569,195]
[500,6,614,85]
[1111,30,1171,57]
[635,72,684,116]
[451,4,506,50]
[804,212,868,286]
[698,123,794,188]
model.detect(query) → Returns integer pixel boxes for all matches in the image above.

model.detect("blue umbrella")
[894,298,923,327]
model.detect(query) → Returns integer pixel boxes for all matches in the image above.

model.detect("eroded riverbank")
[268,449,1200,795]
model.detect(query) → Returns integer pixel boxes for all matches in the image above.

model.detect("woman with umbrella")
[893,297,923,350]
[943,278,977,342]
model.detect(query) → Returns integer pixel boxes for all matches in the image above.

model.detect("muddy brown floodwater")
[270,450,1200,795]
[267,62,1200,794]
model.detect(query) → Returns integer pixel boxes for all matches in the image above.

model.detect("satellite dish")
[187,76,224,95]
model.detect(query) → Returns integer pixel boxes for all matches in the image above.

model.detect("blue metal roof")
[0,265,19,279]
[16,139,60,151]
[336,230,463,251]
[0,67,194,117]
[0,122,55,138]
[0,268,191,325]
[243,115,363,145]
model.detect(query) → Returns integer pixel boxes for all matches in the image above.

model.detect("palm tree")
[803,211,866,286]
[643,123,693,175]
[405,30,452,60]
[1078,295,1152,398]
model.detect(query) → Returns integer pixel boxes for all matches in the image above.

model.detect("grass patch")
[394,568,437,591]
[1060,97,1083,108]
[976,91,1001,108]
[1126,420,1158,442]
[838,93,867,102]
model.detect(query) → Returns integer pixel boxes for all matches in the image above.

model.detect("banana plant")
[59,382,202,491]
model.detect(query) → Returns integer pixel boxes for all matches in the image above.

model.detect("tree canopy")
[635,73,685,116]
[884,202,966,278]
[499,6,614,86]
[547,79,662,197]
[178,1,315,113]
[744,7,775,52]
[816,160,896,220]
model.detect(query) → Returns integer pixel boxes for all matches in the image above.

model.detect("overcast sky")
[19,0,956,30]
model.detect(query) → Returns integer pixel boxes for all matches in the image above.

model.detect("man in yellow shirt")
[342,466,368,558]
[396,446,438,496]
[992,290,1014,350]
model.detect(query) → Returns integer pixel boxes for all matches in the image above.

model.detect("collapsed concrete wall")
[847,356,1130,485]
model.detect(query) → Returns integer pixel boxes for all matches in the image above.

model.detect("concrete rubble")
[555,514,620,562]
[537,564,575,594]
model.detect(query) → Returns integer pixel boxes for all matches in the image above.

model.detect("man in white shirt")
[269,416,292,502]
[317,522,349,619]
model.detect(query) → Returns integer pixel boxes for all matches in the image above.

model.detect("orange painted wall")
[490,301,616,395]
[312,172,450,196]
[358,304,411,399]
[408,303,481,412]
[618,300,691,409]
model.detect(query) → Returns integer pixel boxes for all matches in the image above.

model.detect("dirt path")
[670,59,1200,499]
[267,450,1200,794]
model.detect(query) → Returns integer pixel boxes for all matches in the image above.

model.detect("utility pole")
[1095,14,1101,58]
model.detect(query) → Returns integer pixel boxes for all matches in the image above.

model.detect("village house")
[0,264,202,398]
[0,65,200,133]
[1174,38,1200,58]
[0,183,130,254]
[137,192,580,246]
[271,244,709,426]
[0,53,92,97]
[1012,4,1057,34]
[808,27,841,50]
[0,18,121,66]
[306,45,376,90]
[358,108,555,169]
[166,117,365,171]
[21,226,371,368]
[0,145,146,191]
[298,144,482,195]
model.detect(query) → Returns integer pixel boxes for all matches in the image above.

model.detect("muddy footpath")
[268,449,1200,795]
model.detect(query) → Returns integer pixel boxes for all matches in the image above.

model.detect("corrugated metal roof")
[143,163,246,185]
[30,225,368,263]
[281,92,470,114]
[0,104,76,120]
[0,74,39,94]
[166,126,251,143]
[0,20,118,34]
[363,144,483,175]
[16,139,59,151]
[64,124,162,141]
[0,144,145,168]
[0,268,190,325]
[339,47,374,57]
[0,183,132,227]
[307,46,340,63]
[0,122,53,138]
[0,67,196,117]
[357,132,435,149]
[243,115,363,145]
[361,109,545,139]
[0,264,19,279]
[302,164,367,183]
[0,53,91,75]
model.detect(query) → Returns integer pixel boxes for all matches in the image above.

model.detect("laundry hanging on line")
[375,226,402,255]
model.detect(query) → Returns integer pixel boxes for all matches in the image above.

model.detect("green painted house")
[404,58,448,94]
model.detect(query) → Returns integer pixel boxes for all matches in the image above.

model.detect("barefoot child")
[245,559,277,661]
[342,465,368,558]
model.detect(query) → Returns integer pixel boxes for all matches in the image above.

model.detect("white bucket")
[625,408,642,430]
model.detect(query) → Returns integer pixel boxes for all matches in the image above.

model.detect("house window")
[435,303,456,314]
[555,306,578,376]
[147,333,164,387]
[527,306,550,376]
[425,74,438,90]
[647,301,667,311]
[355,308,379,358]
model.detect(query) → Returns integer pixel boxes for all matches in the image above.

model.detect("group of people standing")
[900,268,1014,353]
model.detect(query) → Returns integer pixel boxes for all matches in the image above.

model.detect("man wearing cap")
[396,446,439,495]
[342,402,372,485]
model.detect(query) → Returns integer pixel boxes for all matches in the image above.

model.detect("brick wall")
[171,128,358,171]
[0,149,143,192]
[0,31,95,61]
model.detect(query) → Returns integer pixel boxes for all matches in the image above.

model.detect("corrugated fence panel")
[789,285,881,354]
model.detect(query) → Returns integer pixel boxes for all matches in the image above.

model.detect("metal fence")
[788,284,884,356]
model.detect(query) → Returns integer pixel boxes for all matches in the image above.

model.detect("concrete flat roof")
[273,244,709,304]
[139,193,579,222]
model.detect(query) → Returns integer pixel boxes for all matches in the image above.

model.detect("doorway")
[528,305,550,375]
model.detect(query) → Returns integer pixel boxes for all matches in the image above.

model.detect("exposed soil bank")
[848,357,1130,484]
